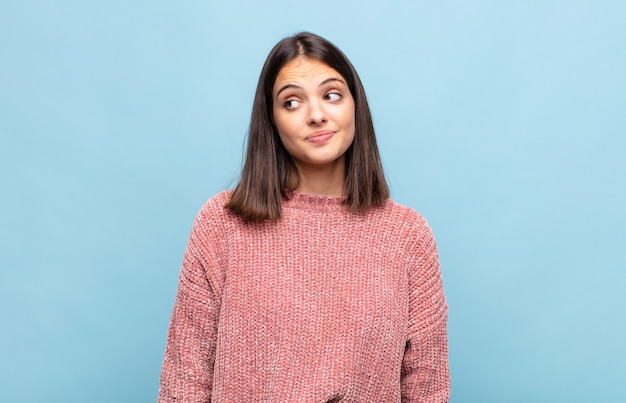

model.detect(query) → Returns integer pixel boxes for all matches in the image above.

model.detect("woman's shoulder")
[191,190,237,231]
[377,199,436,245]
[383,198,430,228]
[202,190,234,212]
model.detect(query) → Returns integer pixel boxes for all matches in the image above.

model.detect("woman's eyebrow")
[276,83,301,98]
[319,77,345,87]
[275,77,346,98]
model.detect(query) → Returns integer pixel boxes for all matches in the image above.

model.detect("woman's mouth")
[306,130,335,144]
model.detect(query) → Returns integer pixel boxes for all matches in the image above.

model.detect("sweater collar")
[283,191,346,212]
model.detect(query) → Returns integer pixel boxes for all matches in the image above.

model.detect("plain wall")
[1,0,624,401]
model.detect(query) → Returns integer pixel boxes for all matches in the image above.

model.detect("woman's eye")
[283,99,300,110]
[326,92,342,101]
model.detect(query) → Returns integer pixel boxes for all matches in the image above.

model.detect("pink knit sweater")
[158,191,449,402]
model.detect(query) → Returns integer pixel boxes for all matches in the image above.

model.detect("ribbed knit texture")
[158,191,449,402]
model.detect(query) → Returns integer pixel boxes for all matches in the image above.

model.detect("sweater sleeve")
[401,215,450,403]
[157,203,226,402]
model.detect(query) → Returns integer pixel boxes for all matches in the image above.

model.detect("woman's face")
[272,57,355,173]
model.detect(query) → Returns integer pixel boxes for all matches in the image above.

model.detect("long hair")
[226,32,389,222]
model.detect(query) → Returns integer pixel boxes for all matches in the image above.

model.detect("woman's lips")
[306,130,335,144]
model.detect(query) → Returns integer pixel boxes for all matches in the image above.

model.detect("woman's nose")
[307,100,327,125]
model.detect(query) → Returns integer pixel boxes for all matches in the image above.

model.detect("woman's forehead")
[273,57,344,92]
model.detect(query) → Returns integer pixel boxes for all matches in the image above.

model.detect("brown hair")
[226,32,389,222]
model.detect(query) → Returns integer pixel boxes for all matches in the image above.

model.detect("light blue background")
[1,1,624,401]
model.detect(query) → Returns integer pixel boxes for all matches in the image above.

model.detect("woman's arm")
[157,205,226,402]
[401,217,450,403]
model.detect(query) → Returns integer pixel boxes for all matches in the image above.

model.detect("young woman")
[158,32,449,402]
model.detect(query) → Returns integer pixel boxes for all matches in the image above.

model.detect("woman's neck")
[293,158,345,196]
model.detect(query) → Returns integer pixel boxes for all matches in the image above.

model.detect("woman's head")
[272,55,356,185]
[226,32,389,222]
